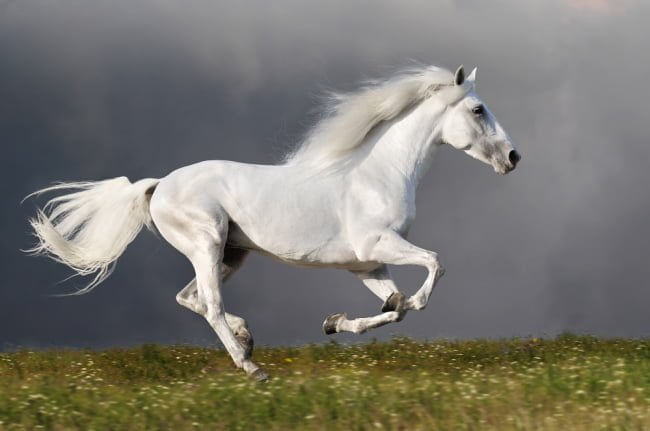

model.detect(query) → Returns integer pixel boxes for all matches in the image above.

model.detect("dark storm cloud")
[2,0,649,349]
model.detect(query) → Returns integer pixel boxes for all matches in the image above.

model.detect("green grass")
[1,334,650,430]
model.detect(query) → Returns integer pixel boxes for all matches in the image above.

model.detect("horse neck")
[356,98,446,189]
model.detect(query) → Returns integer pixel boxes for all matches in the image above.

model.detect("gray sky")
[2,0,649,349]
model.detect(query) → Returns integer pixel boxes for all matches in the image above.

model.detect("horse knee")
[427,252,445,276]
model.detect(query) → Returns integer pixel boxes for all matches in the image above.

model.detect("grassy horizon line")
[2,334,650,430]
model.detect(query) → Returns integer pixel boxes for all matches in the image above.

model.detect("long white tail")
[25,176,160,294]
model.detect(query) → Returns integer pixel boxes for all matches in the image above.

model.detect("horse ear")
[454,65,465,86]
[467,67,477,83]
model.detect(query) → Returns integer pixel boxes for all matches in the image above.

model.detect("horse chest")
[346,181,416,234]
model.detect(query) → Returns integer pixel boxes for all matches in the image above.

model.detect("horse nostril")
[508,150,521,166]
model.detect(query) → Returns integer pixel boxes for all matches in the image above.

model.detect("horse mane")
[284,65,455,169]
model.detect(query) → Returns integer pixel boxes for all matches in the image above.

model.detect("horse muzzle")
[498,149,521,174]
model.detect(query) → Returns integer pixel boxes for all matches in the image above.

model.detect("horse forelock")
[284,65,457,170]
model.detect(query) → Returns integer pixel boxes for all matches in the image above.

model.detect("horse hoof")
[381,292,405,313]
[250,368,270,383]
[322,312,346,335]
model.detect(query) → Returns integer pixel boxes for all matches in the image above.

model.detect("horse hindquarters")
[149,185,268,380]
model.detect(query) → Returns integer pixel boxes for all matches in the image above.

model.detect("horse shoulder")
[344,171,416,229]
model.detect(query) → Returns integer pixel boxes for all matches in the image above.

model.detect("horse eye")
[472,105,484,115]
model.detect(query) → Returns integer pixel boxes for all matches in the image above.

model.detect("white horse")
[26,65,520,380]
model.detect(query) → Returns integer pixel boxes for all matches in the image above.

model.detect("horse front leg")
[353,265,405,312]
[323,310,405,335]
[322,265,407,335]
[364,231,445,311]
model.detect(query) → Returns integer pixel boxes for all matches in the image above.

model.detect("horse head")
[440,66,521,175]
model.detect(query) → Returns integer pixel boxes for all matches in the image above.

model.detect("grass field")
[1,334,650,430]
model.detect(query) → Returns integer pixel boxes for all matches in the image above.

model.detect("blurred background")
[1,0,649,349]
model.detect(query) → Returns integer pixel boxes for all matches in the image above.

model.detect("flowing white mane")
[284,65,455,168]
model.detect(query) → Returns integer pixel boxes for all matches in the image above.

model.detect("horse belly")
[223,188,363,267]
[228,211,359,267]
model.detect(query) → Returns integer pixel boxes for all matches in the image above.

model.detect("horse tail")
[24,176,160,294]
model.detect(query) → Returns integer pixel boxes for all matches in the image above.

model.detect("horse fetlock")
[235,330,254,358]
[234,326,251,340]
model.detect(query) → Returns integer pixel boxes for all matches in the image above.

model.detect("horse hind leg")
[191,236,267,380]
[176,278,254,358]
[175,246,249,313]
[151,200,266,380]
[225,313,254,358]
[176,279,204,314]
